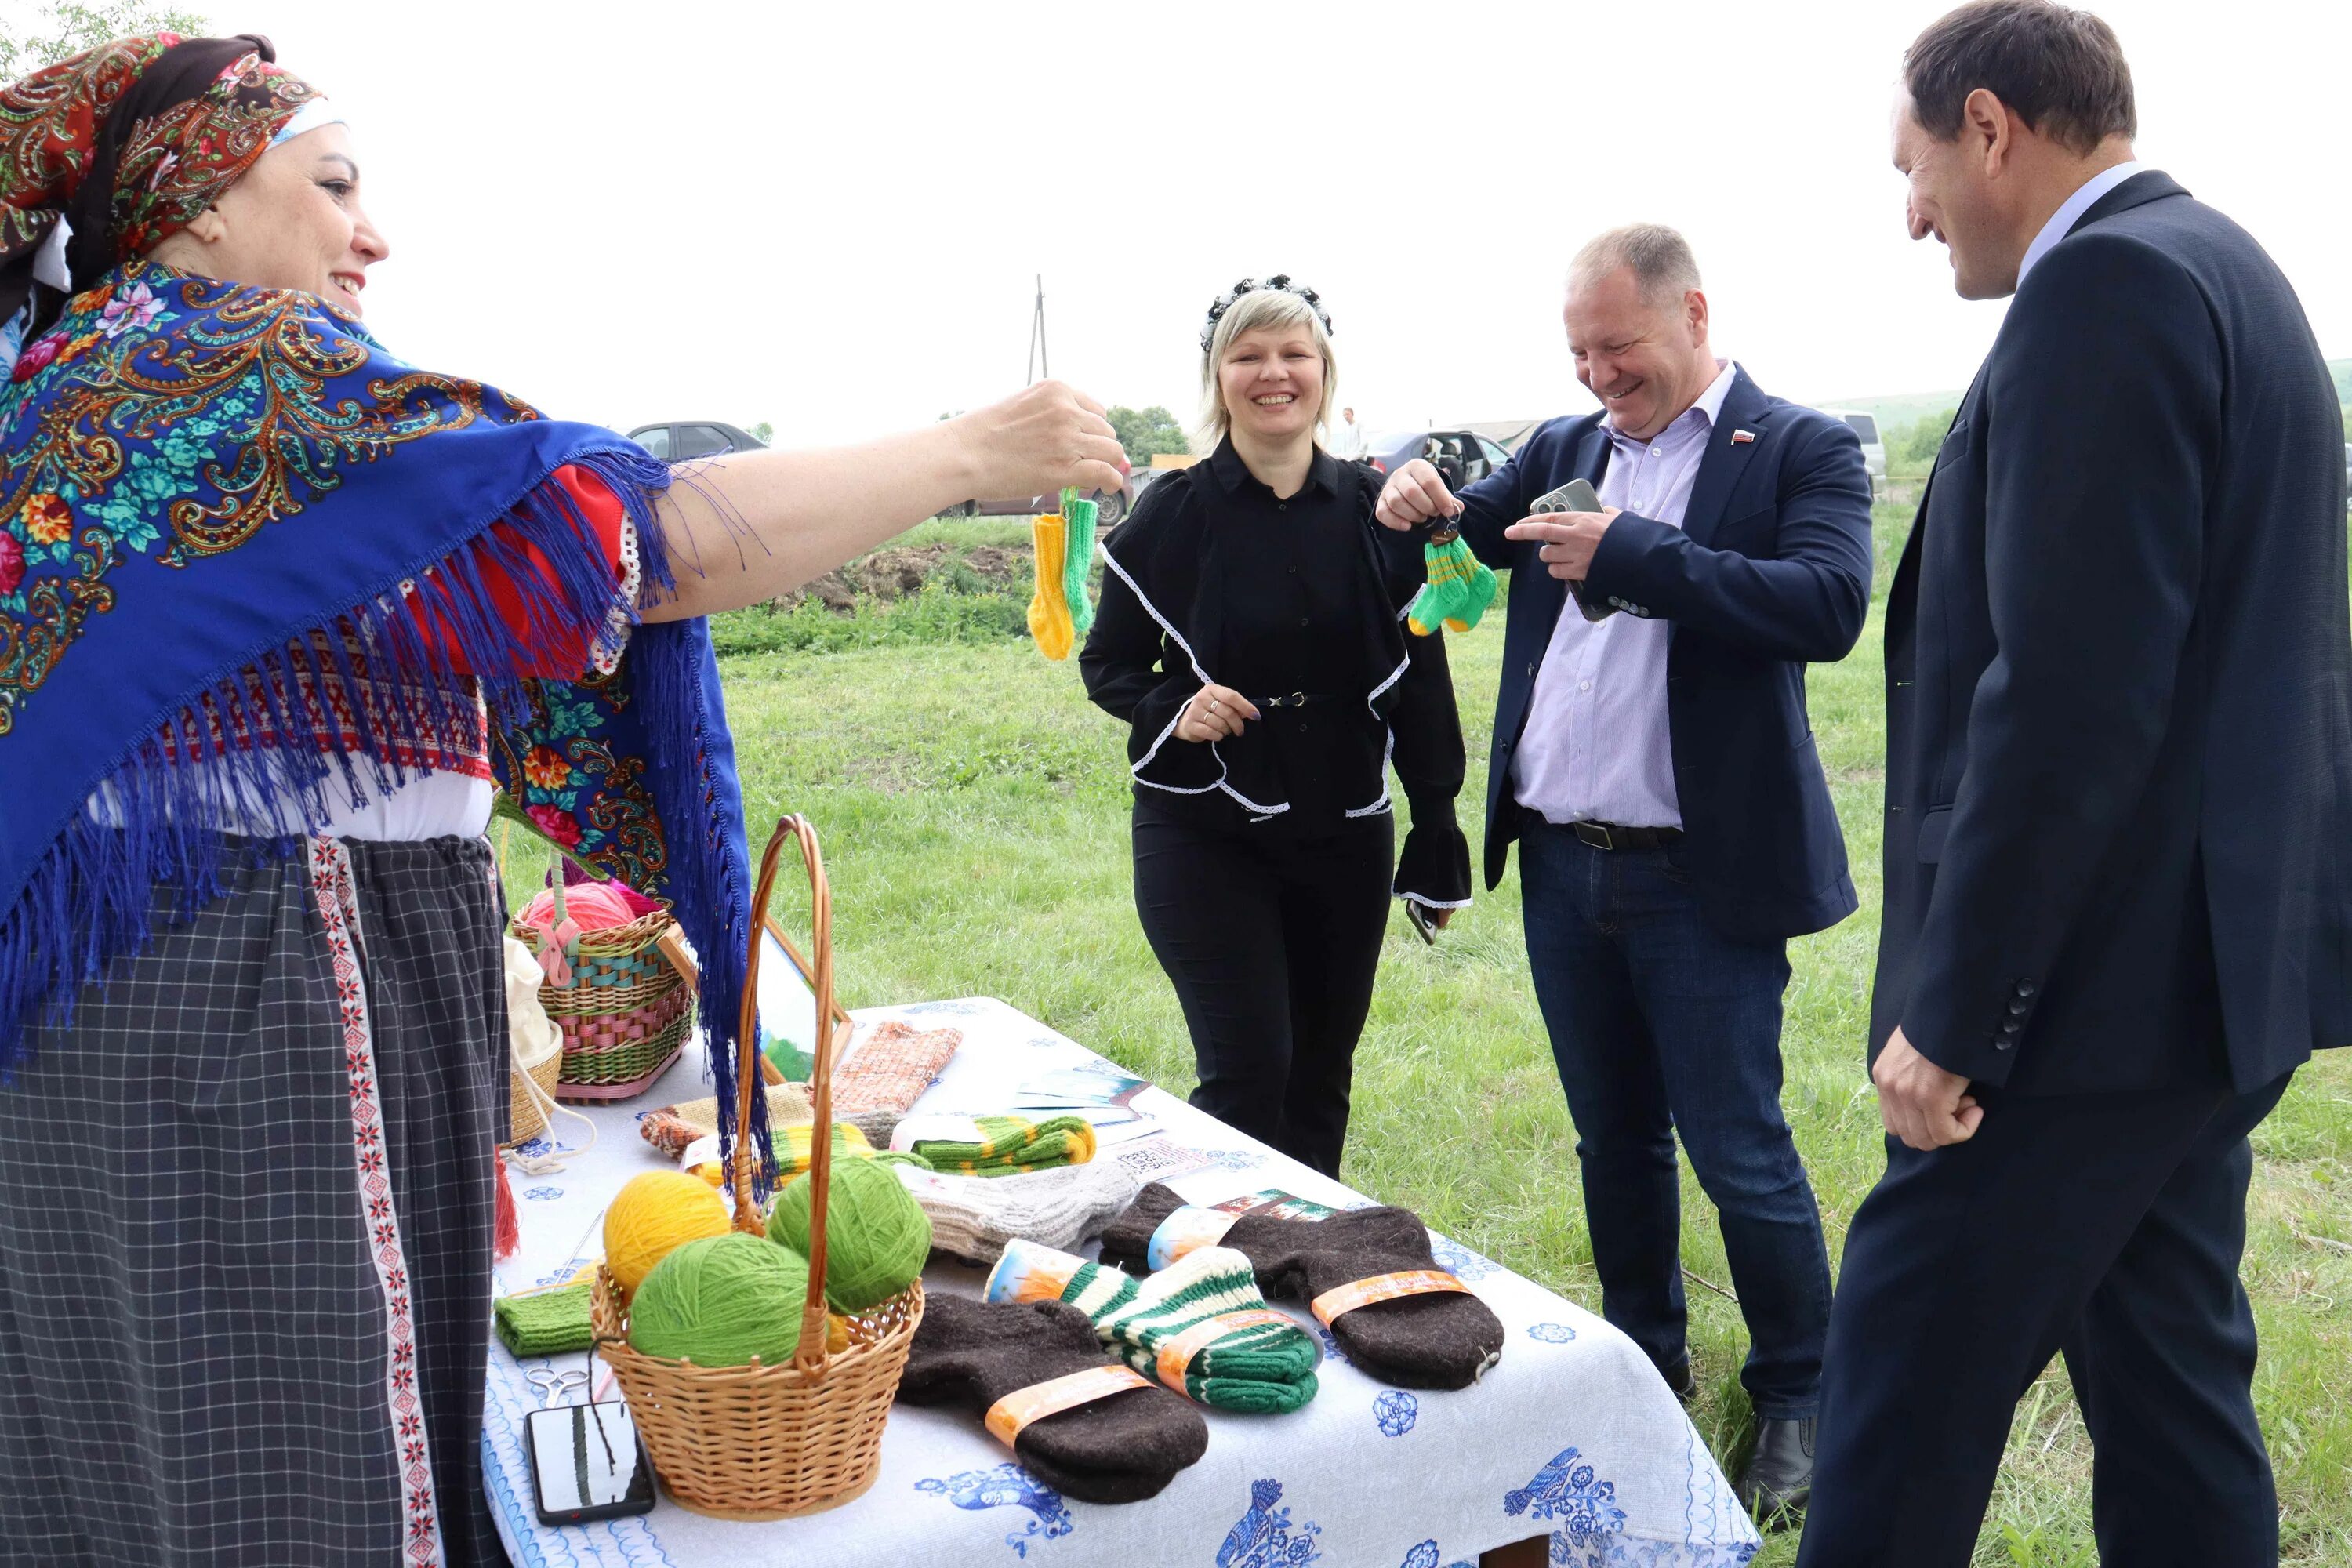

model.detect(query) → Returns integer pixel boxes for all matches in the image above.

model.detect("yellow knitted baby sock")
[1029,512,1075,660]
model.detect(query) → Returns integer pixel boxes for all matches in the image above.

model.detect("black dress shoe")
[1661,1359,1697,1403]
[1736,1416,1814,1526]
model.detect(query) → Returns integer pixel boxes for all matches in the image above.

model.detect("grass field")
[561,502,2352,1566]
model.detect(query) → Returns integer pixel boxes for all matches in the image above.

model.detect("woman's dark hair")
[1904,0,2135,155]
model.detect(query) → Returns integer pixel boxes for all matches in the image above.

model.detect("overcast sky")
[191,0,2352,444]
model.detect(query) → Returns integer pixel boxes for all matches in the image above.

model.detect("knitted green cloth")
[494,1279,594,1358]
[905,1114,1098,1178]
[988,1239,1319,1414]
[1406,533,1499,636]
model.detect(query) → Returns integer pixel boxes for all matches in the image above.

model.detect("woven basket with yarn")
[510,897,693,1091]
[593,815,922,1520]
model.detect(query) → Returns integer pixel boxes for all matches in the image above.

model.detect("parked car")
[943,474,1141,528]
[625,420,768,460]
[1366,430,1515,490]
[1819,408,1888,498]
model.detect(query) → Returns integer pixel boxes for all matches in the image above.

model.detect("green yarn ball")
[628,1233,808,1368]
[765,1157,931,1314]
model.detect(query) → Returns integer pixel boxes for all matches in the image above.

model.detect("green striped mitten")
[1061,488,1100,640]
[986,1239,1319,1414]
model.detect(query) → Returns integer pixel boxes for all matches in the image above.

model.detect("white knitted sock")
[898,1160,1143,1265]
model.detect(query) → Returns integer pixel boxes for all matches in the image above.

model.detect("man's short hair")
[1568,223,1700,308]
[1904,0,2135,155]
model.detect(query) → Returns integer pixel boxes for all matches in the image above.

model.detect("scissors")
[526,1365,590,1409]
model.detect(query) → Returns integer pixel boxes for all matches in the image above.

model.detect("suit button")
[1526,663,1537,678]
[2016,981,2038,997]
[1299,616,1311,628]
[2008,1000,2029,1016]
[1999,1021,2023,1037]
[1994,1037,2016,1052]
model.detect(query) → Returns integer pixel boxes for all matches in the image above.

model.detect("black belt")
[1569,821,1682,851]
[1254,691,1339,709]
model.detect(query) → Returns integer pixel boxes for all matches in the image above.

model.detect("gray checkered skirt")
[0,836,507,1566]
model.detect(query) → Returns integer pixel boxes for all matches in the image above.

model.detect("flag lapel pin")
[1730,429,1757,445]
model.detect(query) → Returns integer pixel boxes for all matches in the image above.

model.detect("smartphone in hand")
[1405,901,1439,944]
[1530,477,1617,623]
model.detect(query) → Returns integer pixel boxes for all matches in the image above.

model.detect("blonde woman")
[1079,277,1470,1176]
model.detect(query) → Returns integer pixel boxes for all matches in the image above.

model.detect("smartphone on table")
[525,1399,657,1526]
[1529,477,1617,623]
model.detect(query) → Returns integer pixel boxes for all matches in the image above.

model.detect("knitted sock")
[1060,493,1099,639]
[902,1160,1143,1266]
[1101,1183,1506,1390]
[493,1279,594,1358]
[894,1113,1098,1177]
[1406,534,1501,636]
[1028,513,1075,659]
[987,1240,1319,1414]
[640,1083,813,1160]
[897,1291,1207,1504]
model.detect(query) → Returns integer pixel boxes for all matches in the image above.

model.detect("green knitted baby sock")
[494,1279,594,1358]
[1406,531,1499,636]
[1061,488,1100,640]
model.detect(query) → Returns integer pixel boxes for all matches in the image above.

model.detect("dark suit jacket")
[1454,367,1874,942]
[1874,171,2352,1096]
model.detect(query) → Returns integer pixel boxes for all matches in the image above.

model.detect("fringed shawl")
[0,261,776,1192]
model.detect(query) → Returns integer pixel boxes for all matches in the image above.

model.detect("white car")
[1820,409,1887,499]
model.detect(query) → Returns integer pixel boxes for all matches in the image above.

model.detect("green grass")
[509,500,2352,1565]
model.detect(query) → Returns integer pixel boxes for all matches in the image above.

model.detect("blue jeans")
[1519,820,1831,1418]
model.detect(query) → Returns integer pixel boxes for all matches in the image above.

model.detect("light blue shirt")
[1511,359,1739,828]
[2017,160,2143,288]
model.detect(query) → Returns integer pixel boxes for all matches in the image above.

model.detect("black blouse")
[1079,441,1472,907]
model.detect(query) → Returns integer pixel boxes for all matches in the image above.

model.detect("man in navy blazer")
[1798,5,2352,1565]
[1376,223,1873,1520]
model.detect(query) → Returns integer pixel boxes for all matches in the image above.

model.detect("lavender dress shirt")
[1510,359,1738,829]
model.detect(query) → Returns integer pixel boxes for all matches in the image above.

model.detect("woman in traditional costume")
[0,33,1123,1563]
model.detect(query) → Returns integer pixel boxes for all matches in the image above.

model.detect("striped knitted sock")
[900,1114,1098,1177]
[1060,492,1099,639]
[987,1240,1319,1414]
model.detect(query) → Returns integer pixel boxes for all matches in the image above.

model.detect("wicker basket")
[592,815,922,1519]
[512,896,693,1096]
[506,1047,564,1148]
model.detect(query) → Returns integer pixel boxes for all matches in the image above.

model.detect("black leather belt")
[1570,822,1683,851]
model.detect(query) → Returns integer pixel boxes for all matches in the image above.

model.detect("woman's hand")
[1175,684,1259,743]
[950,381,1130,504]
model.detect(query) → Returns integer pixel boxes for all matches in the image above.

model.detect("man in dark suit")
[1375,224,1874,1519]
[1798,5,2352,1564]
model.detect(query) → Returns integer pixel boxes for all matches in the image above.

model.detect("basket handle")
[733,815,842,1373]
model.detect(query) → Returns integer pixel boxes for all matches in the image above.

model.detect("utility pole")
[1026,274,1048,385]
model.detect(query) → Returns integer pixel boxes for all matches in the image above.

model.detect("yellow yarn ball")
[604,1171,731,1294]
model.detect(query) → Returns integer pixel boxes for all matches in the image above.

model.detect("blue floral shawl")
[0,261,774,1189]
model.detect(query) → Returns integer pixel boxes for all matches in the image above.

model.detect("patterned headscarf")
[0,33,321,368]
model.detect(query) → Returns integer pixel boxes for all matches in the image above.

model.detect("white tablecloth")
[485,998,1762,1568]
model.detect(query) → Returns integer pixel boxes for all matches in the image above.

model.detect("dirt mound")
[772,539,1033,613]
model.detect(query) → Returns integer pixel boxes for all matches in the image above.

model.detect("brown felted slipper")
[895,1290,1208,1503]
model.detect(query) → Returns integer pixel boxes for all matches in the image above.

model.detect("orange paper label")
[984,1365,1152,1446]
[1146,1206,1240,1270]
[1154,1308,1298,1393]
[1310,1269,1470,1327]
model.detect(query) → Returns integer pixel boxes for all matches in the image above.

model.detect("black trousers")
[1131,801,1394,1177]
[1798,1067,2296,1568]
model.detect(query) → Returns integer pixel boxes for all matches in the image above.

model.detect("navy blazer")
[1453,367,1874,942]
[1873,172,2352,1096]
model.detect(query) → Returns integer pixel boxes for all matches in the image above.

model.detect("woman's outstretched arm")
[640,380,1127,622]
